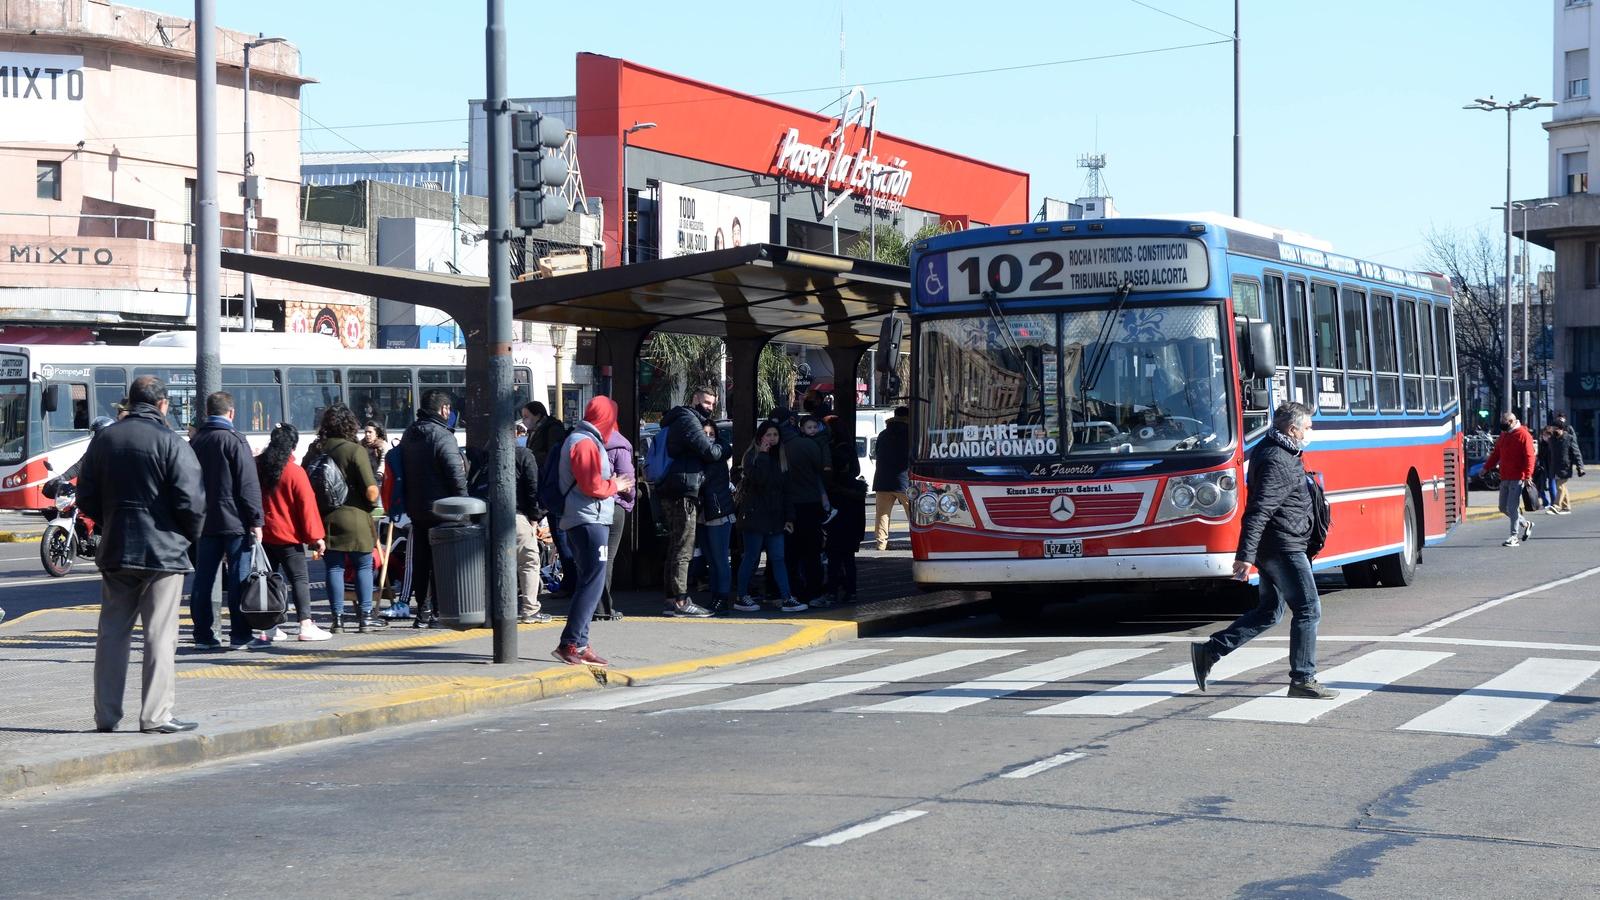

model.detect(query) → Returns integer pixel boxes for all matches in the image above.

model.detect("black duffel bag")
[239,543,288,631]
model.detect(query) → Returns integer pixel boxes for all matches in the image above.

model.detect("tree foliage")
[845,221,944,266]
[639,332,795,419]
[1421,226,1511,415]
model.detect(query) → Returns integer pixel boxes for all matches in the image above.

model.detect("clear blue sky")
[219,0,1555,271]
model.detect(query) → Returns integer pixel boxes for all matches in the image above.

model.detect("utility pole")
[1232,0,1241,218]
[483,0,517,663]
[195,0,220,399]
[241,35,285,334]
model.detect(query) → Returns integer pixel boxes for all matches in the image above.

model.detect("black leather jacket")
[77,405,206,573]
[1235,430,1312,564]
[189,418,264,536]
[656,405,723,499]
[400,411,467,523]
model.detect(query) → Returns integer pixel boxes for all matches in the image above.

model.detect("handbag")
[239,543,289,631]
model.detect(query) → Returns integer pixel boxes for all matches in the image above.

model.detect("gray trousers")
[515,515,542,617]
[1498,480,1528,536]
[94,569,183,730]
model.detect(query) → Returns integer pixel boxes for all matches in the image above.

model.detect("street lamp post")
[241,34,286,333]
[549,323,569,419]
[1464,94,1556,418]
[1491,199,1560,424]
[621,122,656,265]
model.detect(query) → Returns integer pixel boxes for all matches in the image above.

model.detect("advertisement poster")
[286,299,367,348]
[656,182,771,258]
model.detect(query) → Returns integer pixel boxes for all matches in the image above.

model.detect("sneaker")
[245,636,273,651]
[777,598,808,613]
[1545,507,1561,516]
[1556,508,1572,515]
[1287,679,1339,700]
[1520,519,1534,541]
[663,598,713,618]
[731,596,761,613]
[519,612,552,624]
[267,626,291,642]
[553,643,584,666]
[1189,642,1215,692]
[577,646,609,667]
[381,602,411,619]
[298,620,332,642]
[1503,535,1521,547]
[809,595,835,609]
[228,640,253,651]
[193,640,223,652]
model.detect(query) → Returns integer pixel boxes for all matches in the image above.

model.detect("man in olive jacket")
[80,376,206,734]
[1191,402,1337,701]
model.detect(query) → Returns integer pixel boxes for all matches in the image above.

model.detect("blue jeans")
[735,530,792,600]
[698,520,733,600]
[559,523,610,650]
[190,534,249,645]
[1205,551,1320,683]
[325,550,373,621]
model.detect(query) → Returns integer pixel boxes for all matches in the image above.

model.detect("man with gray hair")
[1191,402,1337,700]
[1483,411,1537,546]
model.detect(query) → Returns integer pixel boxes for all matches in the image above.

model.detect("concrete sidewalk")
[0,550,970,798]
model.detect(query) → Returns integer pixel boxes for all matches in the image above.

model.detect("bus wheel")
[1341,561,1378,588]
[992,592,1046,623]
[1374,493,1419,588]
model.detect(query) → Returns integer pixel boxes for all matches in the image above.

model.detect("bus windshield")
[918,304,1232,460]
[0,383,26,465]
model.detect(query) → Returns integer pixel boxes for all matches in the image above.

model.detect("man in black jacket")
[1547,420,1586,514]
[873,407,912,551]
[401,390,468,628]
[1191,402,1337,700]
[513,435,551,623]
[656,386,722,617]
[188,391,264,650]
[81,376,206,733]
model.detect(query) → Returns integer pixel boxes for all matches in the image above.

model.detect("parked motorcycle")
[40,477,96,577]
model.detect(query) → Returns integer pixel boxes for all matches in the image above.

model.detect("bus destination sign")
[0,354,25,381]
[918,237,1210,305]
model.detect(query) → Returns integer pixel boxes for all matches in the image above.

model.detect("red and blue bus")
[905,216,1463,607]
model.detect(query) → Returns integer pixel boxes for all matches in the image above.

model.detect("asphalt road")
[2,498,1598,897]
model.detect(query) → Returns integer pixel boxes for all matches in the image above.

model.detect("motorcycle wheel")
[40,524,74,577]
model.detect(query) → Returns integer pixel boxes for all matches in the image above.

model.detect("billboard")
[656,182,770,258]
[1,52,87,144]
[286,299,367,348]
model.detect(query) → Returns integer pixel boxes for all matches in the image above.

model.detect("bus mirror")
[1242,322,1276,381]
[41,383,60,413]
[875,315,904,372]
[1247,387,1272,410]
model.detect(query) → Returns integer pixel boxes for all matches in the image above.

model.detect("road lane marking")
[1210,649,1453,724]
[1000,752,1087,779]
[881,635,1600,653]
[1397,658,1600,736]
[686,649,1021,712]
[1030,648,1289,717]
[544,648,889,710]
[0,574,102,589]
[846,648,1158,714]
[1402,565,1600,637]
[804,809,928,847]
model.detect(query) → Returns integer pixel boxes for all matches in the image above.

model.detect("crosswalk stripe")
[1030,647,1289,717]
[686,649,1022,712]
[1396,658,1600,736]
[543,648,891,711]
[1210,649,1453,724]
[846,648,1160,714]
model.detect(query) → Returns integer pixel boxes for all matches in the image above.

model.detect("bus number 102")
[956,251,1065,297]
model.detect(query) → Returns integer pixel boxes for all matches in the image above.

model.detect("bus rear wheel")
[1374,492,1419,588]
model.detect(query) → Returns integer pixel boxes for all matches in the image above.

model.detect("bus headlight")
[1155,468,1239,523]
[915,492,939,521]
[937,493,960,517]
[912,480,974,528]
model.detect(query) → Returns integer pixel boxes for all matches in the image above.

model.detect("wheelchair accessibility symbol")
[920,256,950,304]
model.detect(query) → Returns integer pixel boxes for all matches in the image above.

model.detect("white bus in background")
[0,331,552,511]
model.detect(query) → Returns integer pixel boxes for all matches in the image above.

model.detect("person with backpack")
[312,403,386,633]
[399,391,468,628]
[188,391,264,650]
[651,386,723,618]
[552,397,635,667]
[251,423,332,646]
[1190,402,1338,701]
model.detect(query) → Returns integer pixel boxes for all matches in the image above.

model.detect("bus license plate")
[1044,539,1083,558]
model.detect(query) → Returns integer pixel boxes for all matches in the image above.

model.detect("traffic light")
[512,112,568,228]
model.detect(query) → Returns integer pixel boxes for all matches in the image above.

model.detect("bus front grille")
[1443,450,1460,525]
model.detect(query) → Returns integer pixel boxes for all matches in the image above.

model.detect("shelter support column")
[727,337,768,457]
[598,327,649,589]
[827,345,868,446]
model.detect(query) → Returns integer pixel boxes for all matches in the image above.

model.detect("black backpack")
[305,451,349,515]
[1304,472,1332,559]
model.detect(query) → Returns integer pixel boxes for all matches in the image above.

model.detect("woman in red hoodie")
[253,423,333,644]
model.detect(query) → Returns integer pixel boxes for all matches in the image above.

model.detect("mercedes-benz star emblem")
[1049,495,1075,522]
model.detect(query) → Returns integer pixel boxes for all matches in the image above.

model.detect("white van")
[855,408,894,494]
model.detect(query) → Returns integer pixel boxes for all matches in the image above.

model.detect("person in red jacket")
[252,423,333,644]
[1484,412,1538,547]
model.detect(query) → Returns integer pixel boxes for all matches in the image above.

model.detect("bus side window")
[1341,288,1374,414]
[1372,293,1400,413]
[1287,278,1314,407]
[46,383,90,441]
[348,368,414,432]
[1397,296,1423,412]
[1310,281,1344,412]
[1234,275,1271,436]
[287,367,342,432]
[1419,300,1440,413]
[1434,305,1457,407]
[220,367,283,433]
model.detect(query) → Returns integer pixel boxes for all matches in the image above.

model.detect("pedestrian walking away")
[400,390,468,627]
[599,398,636,621]
[252,423,332,646]
[1484,412,1538,546]
[316,403,387,633]
[872,406,913,551]
[654,386,724,617]
[1191,402,1338,701]
[80,376,205,734]
[553,397,635,667]
[188,390,265,650]
[733,421,804,613]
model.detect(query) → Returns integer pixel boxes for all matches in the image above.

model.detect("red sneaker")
[577,646,609,668]
[553,644,585,666]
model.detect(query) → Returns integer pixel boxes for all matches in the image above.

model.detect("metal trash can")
[430,497,488,629]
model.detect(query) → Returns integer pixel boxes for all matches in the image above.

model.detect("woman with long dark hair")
[732,420,803,613]
[252,423,332,644]
[317,403,385,632]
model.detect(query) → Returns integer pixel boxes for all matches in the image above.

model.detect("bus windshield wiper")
[1079,280,1135,395]
[981,289,1044,397]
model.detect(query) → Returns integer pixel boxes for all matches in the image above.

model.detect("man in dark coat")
[872,406,912,551]
[1191,402,1336,700]
[514,435,551,624]
[80,376,205,733]
[1548,421,1586,514]
[188,390,264,650]
[400,390,468,628]
[655,386,723,617]
[521,401,566,471]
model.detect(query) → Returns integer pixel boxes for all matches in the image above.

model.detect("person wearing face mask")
[1191,402,1337,701]
[653,386,724,618]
